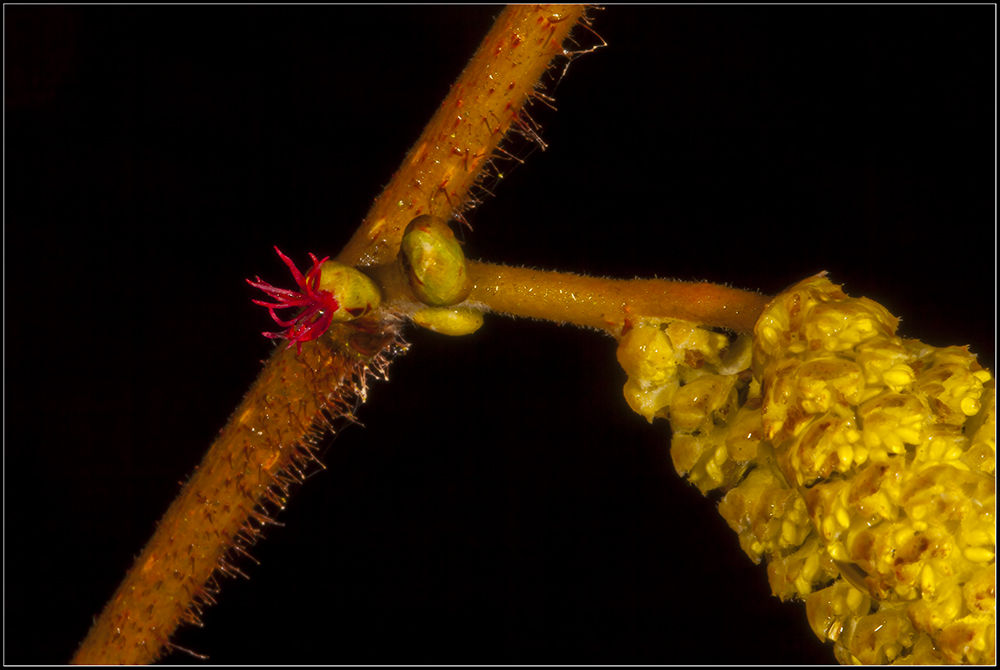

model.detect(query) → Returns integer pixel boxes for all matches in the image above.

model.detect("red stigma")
[247,246,341,353]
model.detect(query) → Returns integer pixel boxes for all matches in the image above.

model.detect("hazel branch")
[71,331,399,665]
[336,5,592,268]
[71,6,593,664]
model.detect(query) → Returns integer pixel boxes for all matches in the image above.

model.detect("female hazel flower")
[246,246,341,353]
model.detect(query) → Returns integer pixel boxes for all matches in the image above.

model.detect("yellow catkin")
[616,275,995,664]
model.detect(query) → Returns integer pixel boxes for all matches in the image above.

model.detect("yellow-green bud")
[399,215,472,307]
[317,261,382,321]
[411,306,483,336]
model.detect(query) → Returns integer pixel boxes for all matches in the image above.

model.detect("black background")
[5,5,995,665]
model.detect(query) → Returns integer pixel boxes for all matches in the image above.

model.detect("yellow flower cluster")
[616,275,995,664]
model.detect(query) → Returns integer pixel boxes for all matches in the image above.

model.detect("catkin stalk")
[467,261,769,335]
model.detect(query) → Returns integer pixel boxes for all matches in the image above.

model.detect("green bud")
[317,261,382,321]
[411,306,484,336]
[399,215,472,307]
